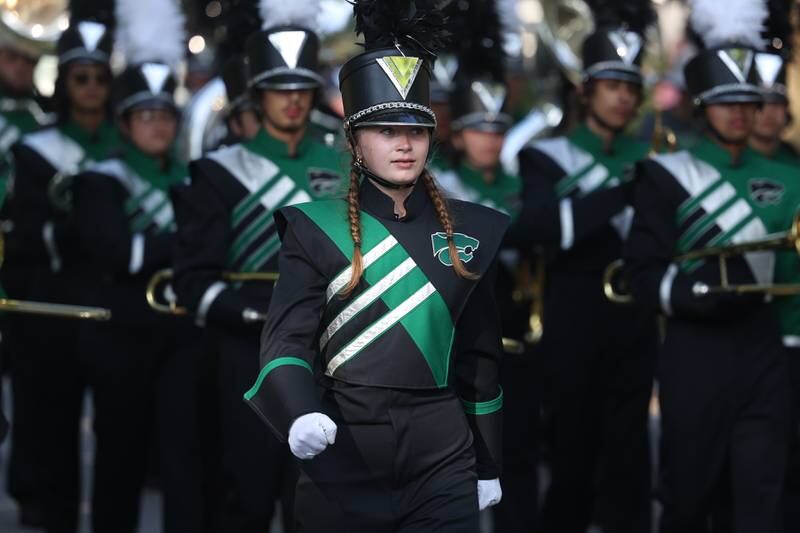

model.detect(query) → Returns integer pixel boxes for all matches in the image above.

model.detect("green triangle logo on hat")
[376,56,422,100]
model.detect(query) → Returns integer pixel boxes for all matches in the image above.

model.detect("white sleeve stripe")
[783,335,800,348]
[195,281,228,327]
[659,264,679,317]
[559,198,574,251]
[41,221,62,273]
[129,233,144,274]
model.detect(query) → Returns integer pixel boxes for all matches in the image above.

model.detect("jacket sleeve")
[454,259,504,479]
[243,210,326,441]
[506,146,629,250]
[172,160,254,328]
[624,159,759,320]
[72,171,172,276]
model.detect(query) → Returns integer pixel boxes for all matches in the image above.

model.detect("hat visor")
[117,93,178,116]
[353,109,436,129]
[451,113,513,134]
[250,70,323,91]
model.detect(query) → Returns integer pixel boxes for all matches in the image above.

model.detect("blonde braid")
[342,168,364,296]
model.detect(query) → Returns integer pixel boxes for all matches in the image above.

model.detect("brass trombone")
[146,268,279,315]
[604,214,800,303]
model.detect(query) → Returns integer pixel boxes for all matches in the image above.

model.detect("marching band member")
[70,1,204,530]
[243,1,507,530]
[0,19,52,528]
[172,1,345,529]
[221,54,261,144]
[4,19,116,531]
[625,0,800,529]
[507,1,658,531]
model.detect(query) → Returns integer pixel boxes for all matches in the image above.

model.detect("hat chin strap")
[353,158,416,190]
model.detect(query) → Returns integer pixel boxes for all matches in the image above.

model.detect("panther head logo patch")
[431,232,480,266]
[749,179,785,206]
[308,168,342,196]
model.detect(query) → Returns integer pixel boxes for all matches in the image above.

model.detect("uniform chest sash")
[293,201,456,387]
[208,145,312,272]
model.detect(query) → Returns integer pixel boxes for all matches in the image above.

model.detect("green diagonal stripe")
[243,356,312,401]
[676,179,724,225]
[232,173,281,227]
[680,213,757,274]
[554,161,596,198]
[229,211,275,264]
[130,197,170,233]
[677,195,740,252]
[295,201,455,386]
[124,184,156,215]
[239,233,282,272]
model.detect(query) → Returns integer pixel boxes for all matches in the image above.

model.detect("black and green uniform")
[4,120,117,531]
[625,138,800,532]
[244,178,507,531]
[436,160,542,533]
[172,127,346,531]
[509,123,657,533]
[0,91,50,204]
[72,143,205,533]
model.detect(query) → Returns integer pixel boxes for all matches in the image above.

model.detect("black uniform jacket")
[245,178,509,479]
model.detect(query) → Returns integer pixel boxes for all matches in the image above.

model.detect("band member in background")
[3,19,117,532]
[172,1,345,530]
[71,1,204,530]
[244,2,506,530]
[625,1,800,529]
[221,54,260,144]
[432,6,537,530]
[0,23,51,529]
[506,2,658,531]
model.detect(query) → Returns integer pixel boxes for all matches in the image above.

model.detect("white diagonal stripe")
[325,282,436,376]
[320,257,417,349]
[326,235,398,302]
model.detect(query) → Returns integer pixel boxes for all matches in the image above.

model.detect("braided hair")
[341,142,477,296]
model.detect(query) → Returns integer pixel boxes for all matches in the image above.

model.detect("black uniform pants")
[492,345,542,533]
[81,318,205,533]
[657,311,790,533]
[217,332,294,532]
[539,273,656,533]
[294,382,479,533]
[786,345,800,531]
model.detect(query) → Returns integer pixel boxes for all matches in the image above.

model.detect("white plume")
[259,0,322,32]
[115,0,186,70]
[690,0,768,49]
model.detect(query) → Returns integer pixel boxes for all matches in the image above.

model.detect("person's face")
[229,108,260,140]
[705,102,758,144]
[585,78,640,130]
[753,101,789,142]
[0,48,36,95]
[260,89,314,132]
[125,108,178,157]
[65,62,111,113]
[453,128,504,170]
[355,125,431,186]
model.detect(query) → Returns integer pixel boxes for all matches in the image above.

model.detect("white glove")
[288,412,337,460]
[477,478,502,511]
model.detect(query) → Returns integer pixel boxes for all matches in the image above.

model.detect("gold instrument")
[0,299,110,319]
[0,230,111,320]
[650,109,678,155]
[604,214,800,303]
[146,268,280,316]
[513,255,545,345]
[0,0,68,58]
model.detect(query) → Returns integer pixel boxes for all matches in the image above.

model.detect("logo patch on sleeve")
[748,179,785,206]
[431,232,480,266]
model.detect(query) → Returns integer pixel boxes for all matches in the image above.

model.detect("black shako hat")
[683,0,769,106]
[339,0,450,130]
[114,62,178,116]
[57,20,113,66]
[581,0,655,84]
[245,27,324,90]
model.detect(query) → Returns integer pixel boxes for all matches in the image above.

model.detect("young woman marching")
[244,2,508,531]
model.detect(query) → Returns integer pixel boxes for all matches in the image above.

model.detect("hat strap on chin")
[353,158,416,190]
